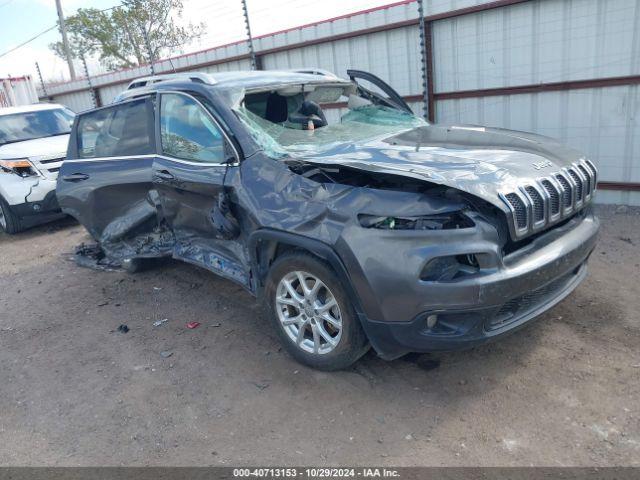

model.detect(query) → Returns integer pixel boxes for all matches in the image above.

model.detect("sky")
[0,0,401,84]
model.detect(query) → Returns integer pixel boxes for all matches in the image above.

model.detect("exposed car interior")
[243,84,346,130]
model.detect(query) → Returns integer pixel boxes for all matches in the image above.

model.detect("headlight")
[358,212,474,230]
[0,158,37,177]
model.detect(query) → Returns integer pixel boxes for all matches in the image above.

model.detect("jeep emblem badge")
[532,160,553,170]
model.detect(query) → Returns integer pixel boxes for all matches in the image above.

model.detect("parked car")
[57,70,599,370]
[0,103,74,233]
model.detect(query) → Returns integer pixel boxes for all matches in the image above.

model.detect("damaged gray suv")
[57,69,599,370]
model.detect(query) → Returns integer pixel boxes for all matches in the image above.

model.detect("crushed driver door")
[152,91,248,287]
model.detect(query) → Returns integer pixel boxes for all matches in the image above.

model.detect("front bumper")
[340,210,599,359]
[11,188,61,216]
[0,176,63,227]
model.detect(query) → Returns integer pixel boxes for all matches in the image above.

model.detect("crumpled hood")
[0,134,69,160]
[299,124,587,210]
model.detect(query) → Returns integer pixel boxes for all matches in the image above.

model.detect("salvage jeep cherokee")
[57,70,599,370]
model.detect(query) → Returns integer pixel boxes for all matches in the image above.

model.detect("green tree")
[50,0,204,70]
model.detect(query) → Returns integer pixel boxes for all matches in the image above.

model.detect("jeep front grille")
[500,159,597,239]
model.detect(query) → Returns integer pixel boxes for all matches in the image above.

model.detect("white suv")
[0,103,74,233]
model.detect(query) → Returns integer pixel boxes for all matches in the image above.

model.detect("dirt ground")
[0,205,638,467]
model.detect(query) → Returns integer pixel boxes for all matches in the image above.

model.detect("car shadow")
[0,216,78,243]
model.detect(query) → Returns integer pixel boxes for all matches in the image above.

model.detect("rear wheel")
[122,257,166,273]
[0,196,22,234]
[265,252,369,370]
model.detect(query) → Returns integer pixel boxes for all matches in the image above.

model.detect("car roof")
[115,70,352,103]
[0,103,67,116]
[203,70,348,89]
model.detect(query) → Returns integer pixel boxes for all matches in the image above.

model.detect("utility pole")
[55,0,76,80]
[241,0,257,70]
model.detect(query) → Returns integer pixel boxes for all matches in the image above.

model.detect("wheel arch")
[247,229,365,317]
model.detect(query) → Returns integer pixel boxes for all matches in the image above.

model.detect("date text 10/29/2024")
[233,468,401,478]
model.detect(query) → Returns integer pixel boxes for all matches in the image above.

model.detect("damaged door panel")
[153,91,247,286]
[58,95,173,260]
[58,69,599,371]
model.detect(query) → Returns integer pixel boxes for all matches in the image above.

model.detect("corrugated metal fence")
[39,0,640,205]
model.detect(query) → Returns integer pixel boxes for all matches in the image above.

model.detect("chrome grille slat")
[585,159,598,188]
[555,174,572,210]
[578,165,592,198]
[567,168,584,203]
[501,160,597,239]
[524,185,545,224]
[540,179,560,216]
[504,193,527,230]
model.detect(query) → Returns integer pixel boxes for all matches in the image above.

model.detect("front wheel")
[0,196,22,234]
[264,252,369,370]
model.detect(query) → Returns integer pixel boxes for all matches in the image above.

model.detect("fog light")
[32,204,41,211]
[426,314,438,329]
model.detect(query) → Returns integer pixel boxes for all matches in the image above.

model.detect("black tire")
[0,195,22,234]
[122,257,166,273]
[264,251,370,371]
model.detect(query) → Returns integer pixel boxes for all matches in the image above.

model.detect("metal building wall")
[40,0,640,204]
[98,83,128,105]
[261,26,422,97]
[52,90,95,112]
[432,0,640,204]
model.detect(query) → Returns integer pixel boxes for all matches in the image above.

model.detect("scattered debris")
[404,434,414,441]
[153,319,169,327]
[619,236,634,245]
[160,351,173,358]
[117,324,129,334]
[73,243,121,271]
[210,322,222,328]
[186,322,200,329]
[97,300,109,307]
[251,381,269,390]
[616,205,629,214]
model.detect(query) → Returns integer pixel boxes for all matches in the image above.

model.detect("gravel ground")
[0,205,638,467]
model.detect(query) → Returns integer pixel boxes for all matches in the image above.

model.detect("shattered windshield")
[235,104,427,158]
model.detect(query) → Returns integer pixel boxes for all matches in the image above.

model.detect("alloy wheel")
[275,270,342,355]
[0,202,6,230]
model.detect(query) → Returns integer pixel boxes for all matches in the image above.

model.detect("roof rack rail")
[287,68,339,78]
[126,72,217,90]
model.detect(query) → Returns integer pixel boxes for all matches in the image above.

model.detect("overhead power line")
[0,25,58,59]
[0,2,124,60]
